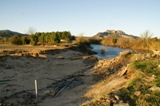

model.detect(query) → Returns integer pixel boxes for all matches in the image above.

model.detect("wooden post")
[35,80,38,103]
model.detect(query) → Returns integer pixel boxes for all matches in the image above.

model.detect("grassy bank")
[81,51,160,106]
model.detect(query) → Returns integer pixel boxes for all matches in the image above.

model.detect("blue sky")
[0,0,160,37]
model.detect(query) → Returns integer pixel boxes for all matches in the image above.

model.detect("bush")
[9,35,22,45]
[21,36,30,44]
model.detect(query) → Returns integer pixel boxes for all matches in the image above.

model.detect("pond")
[90,44,128,60]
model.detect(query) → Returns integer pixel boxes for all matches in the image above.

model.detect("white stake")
[35,80,38,103]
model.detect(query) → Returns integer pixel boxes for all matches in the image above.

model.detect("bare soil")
[0,45,98,106]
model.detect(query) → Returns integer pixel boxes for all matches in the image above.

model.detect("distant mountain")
[0,30,26,38]
[93,30,138,39]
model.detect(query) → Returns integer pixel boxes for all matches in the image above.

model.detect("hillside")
[93,30,138,39]
[0,30,25,38]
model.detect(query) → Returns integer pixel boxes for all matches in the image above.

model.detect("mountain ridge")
[0,29,25,38]
[93,29,138,39]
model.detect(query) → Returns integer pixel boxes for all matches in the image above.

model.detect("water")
[90,44,128,60]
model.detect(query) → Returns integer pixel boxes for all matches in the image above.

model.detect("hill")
[0,30,26,38]
[93,30,138,39]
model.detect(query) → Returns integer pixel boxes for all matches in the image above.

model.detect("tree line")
[8,31,75,45]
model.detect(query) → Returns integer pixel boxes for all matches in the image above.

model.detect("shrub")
[21,36,30,44]
[9,35,22,45]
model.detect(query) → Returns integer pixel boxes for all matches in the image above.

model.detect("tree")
[38,33,45,44]
[30,35,38,45]
[50,32,58,44]
[21,36,30,44]
[27,27,36,35]
[44,34,50,43]
[62,31,71,40]
[140,30,153,50]
[56,31,62,39]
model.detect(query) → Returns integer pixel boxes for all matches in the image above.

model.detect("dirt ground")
[0,45,98,106]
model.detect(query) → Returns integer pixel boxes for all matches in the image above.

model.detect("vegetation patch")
[116,58,160,106]
[82,53,160,106]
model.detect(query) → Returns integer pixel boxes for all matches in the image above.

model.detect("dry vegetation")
[81,50,160,106]
[101,30,160,51]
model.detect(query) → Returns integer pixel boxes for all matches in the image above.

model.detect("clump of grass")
[132,59,160,86]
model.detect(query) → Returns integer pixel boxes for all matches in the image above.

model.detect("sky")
[0,0,160,37]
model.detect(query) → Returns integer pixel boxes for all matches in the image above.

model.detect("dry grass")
[0,44,66,51]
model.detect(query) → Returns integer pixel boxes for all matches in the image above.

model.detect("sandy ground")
[0,48,98,106]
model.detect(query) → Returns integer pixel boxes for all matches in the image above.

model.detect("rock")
[153,50,160,55]
[41,89,55,100]
[149,86,160,91]
[114,95,119,100]
[112,100,117,104]
[106,99,111,103]
[145,53,152,58]
[31,53,39,58]
[18,98,24,103]
[58,56,65,59]
[151,53,157,57]
[117,66,127,76]
[151,75,156,80]
[120,50,132,56]
[145,94,150,97]
[43,89,55,96]
[50,90,56,96]
[43,90,50,95]
[134,91,141,96]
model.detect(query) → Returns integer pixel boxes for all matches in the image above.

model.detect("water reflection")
[90,44,128,60]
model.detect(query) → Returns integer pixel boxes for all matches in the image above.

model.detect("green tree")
[50,32,56,44]
[44,34,50,43]
[38,33,45,44]
[30,35,38,45]
[56,31,62,39]
[62,31,71,40]
[21,36,30,44]
[112,38,117,45]
[9,35,22,45]
[54,33,60,44]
